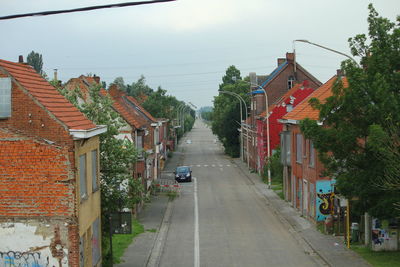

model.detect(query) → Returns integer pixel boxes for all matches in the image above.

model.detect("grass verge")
[271,182,284,200]
[112,219,145,264]
[351,246,400,267]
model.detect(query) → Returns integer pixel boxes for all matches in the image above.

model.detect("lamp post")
[219,90,248,166]
[293,39,360,72]
[249,83,271,189]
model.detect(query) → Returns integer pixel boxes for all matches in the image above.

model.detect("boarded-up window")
[92,217,101,266]
[80,154,87,200]
[309,141,315,167]
[0,77,11,118]
[91,150,98,191]
[296,134,302,163]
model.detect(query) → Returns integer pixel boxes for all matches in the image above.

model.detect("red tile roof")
[0,128,73,217]
[108,86,156,128]
[283,75,348,121]
[0,59,96,130]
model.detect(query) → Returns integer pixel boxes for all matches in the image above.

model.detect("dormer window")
[288,76,295,89]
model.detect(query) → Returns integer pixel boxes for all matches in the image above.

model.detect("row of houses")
[240,52,398,251]
[0,57,177,266]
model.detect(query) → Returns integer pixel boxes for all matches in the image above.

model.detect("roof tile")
[0,59,96,131]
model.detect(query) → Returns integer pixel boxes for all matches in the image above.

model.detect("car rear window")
[177,167,189,173]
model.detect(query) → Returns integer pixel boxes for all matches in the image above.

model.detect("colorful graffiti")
[316,180,334,221]
[0,251,49,267]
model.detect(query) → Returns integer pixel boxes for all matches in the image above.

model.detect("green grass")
[352,246,400,267]
[271,182,284,200]
[112,219,144,264]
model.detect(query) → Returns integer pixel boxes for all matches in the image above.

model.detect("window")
[288,76,295,89]
[0,77,12,118]
[296,134,302,163]
[91,150,98,192]
[92,218,101,266]
[309,141,315,167]
[80,154,87,200]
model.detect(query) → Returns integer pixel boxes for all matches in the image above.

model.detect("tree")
[212,66,249,157]
[27,51,44,75]
[128,75,154,99]
[219,65,241,90]
[300,4,400,218]
[111,76,127,92]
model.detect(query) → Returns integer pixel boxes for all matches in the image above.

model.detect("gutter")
[70,125,107,139]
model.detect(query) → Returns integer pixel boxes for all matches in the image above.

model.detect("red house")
[256,81,315,172]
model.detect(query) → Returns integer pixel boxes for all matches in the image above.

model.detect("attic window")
[288,76,295,89]
[0,77,12,118]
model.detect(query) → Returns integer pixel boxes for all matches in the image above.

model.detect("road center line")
[194,177,200,267]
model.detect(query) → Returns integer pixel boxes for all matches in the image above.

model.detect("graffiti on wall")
[316,180,334,221]
[0,251,49,267]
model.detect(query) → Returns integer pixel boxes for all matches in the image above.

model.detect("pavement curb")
[146,197,174,267]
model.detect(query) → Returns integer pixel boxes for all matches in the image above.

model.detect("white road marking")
[211,164,216,167]
[194,177,200,267]
[226,164,231,167]
[204,165,208,167]
[197,165,201,167]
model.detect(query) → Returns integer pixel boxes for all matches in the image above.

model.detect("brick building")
[280,74,348,222]
[0,58,106,266]
[244,52,321,171]
[256,81,315,173]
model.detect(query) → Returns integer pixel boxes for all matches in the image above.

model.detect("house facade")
[256,81,315,173]
[280,74,348,222]
[0,58,105,266]
[244,52,321,172]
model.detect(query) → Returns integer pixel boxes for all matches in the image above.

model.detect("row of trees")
[211,66,250,157]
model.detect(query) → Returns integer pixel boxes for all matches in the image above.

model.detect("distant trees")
[212,66,249,157]
[27,51,44,75]
[300,4,400,218]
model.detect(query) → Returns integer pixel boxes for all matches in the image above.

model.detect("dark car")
[174,166,192,182]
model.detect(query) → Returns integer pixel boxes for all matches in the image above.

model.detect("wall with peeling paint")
[0,220,69,266]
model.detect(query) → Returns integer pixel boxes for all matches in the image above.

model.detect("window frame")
[79,154,88,201]
[296,134,302,163]
[91,150,99,192]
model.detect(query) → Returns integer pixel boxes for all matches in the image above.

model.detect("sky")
[1,0,399,108]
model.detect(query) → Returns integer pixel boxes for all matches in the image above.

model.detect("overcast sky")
[1,0,399,108]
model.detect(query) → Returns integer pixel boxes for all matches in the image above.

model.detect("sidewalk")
[115,145,184,267]
[232,158,371,267]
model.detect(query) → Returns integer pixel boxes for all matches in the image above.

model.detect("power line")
[0,0,175,20]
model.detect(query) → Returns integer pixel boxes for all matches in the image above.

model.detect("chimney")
[18,55,24,63]
[93,75,100,84]
[277,58,285,66]
[249,72,257,89]
[54,69,58,81]
[286,52,294,63]
[337,69,344,78]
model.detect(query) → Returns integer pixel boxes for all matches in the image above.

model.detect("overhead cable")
[0,0,175,20]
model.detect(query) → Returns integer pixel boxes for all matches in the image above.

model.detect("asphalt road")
[159,120,321,267]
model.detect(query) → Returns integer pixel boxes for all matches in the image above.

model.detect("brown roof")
[0,128,73,217]
[108,86,156,128]
[283,75,348,121]
[0,59,96,130]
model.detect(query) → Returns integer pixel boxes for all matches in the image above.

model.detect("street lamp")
[248,82,272,189]
[219,90,249,166]
[293,39,360,71]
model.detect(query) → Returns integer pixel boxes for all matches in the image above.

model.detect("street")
[158,120,321,267]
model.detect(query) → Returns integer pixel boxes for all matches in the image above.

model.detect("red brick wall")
[0,79,74,149]
[68,222,80,267]
[0,137,74,217]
